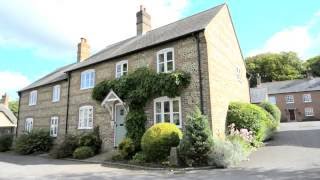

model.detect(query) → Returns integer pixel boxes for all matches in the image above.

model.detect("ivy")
[92,67,191,148]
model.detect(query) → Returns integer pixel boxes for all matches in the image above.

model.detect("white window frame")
[153,96,182,128]
[115,60,128,78]
[285,95,294,104]
[25,118,33,133]
[78,105,94,129]
[29,90,37,106]
[157,48,175,73]
[80,69,95,90]
[50,116,59,137]
[305,107,314,117]
[303,94,312,103]
[268,95,277,105]
[52,85,61,102]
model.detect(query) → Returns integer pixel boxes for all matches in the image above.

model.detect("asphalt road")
[0,121,320,180]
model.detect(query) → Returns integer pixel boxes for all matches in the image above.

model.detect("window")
[285,95,294,104]
[78,106,93,129]
[115,60,128,78]
[50,116,59,137]
[154,97,181,127]
[236,66,242,82]
[305,107,314,117]
[52,85,61,102]
[303,94,312,103]
[25,118,33,133]
[157,48,174,73]
[29,90,37,106]
[268,96,277,105]
[80,69,95,90]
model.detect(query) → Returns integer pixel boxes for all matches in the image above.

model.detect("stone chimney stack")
[136,5,151,35]
[0,93,9,108]
[77,38,90,62]
[256,73,262,87]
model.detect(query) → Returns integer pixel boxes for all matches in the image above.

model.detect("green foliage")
[118,138,135,160]
[9,101,18,117]
[246,52,305,87]
[305,55,320,77]
[79,127,102,154]
[49,135,79,159]
[179,108,214,166]
[125,109,147,148]
[259,101,281,126]
[0,134,13,152]
[141,123,182,162]
[226,102,272,142]
[73,146,94,159]
[111,152,124,161]
[130,152,147,164]
[14,129,53,155]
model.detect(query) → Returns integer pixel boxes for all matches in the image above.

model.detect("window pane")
[167,51,173,61]
[164,101,170,113]
[159,63,165,72]
[123,63,127,71]
[173,100,179,112]
[156,114,161,123]
[167,61,173,71]
[159,54,164,63]
[116,64,121,73]
[173,113,180,125]
[164,114,170,122]
[156,102,161,113]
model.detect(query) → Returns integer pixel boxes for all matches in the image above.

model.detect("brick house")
[17,4,250,150]
[250,76,320,122]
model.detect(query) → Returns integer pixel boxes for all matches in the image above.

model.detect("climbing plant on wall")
[92,67,191,148]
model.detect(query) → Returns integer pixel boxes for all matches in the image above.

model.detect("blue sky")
[0,0,319,100]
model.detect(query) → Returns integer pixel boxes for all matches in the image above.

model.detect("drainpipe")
[15,92,21,137]
[65,72,71,135]
[193,32,204,114]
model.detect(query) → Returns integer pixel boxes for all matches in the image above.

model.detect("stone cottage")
[0,94,17,135]
[17,4,250,150]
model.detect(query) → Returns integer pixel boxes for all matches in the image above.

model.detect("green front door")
[115,104,127,146]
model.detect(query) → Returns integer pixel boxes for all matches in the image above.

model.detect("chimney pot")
[77,37,90,62]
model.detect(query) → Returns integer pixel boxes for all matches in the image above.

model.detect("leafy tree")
[9,101,18,117]
[305,55,320,77]
[246,52,305,87]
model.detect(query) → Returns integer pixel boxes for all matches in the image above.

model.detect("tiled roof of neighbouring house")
[0,104,17,127]
[19,4,225,92]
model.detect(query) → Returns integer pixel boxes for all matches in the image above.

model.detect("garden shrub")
[49,135,79,159]
[125,109,147,149]
[79,127,102,154]
[179,108,213,166]
[73,146,94,159]
[118,138,135,160]
[14,129,53,155]
[130,152,147,164]
[141,123,182,162]
[0,134,13,152]
[259,101,281,129]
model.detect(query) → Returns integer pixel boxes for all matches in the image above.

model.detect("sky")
[0,0,319,100]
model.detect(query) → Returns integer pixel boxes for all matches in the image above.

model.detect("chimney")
[256,73,262,87]
[136,5,151,35]
[0,93,9,108]
[77,37,90,62]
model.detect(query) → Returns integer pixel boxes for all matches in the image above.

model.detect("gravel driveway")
[0,121,319,180]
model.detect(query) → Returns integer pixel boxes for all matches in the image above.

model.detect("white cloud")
[0,71,30,99]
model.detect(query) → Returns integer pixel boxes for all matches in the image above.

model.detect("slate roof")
[258,77,320,94]
[0,104,17,127]
[20,4,225,92]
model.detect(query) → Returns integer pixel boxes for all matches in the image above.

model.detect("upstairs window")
[29,90,37,106]
[50,116,59,137]
[157,48,174,73]
[268,96,277,105]
[115,60,128,78]
[154,96,181,127]
[25,118,33,133]
[80,69,95,90]
[303,94,312,103]
[78,106,94,129]
[285,95,294,104]
[305,107,314,117]
[52,85,61,102]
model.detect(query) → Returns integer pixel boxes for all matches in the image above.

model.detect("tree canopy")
[9,101,19,117]
[305,55,320,77]
[245,52,305,87]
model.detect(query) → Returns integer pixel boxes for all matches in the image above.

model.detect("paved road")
[0,121,320,180]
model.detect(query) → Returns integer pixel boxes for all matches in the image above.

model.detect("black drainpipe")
[15,92,21,137]
[194,32,204,114]
[65,72,71,135]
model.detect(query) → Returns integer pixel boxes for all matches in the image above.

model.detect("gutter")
[65,72,71,135]
[16,92,21,137]
[193,32,204,114]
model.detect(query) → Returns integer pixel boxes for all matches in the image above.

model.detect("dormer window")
[115,60,128,78]
[157,48,174,73]
[80,69,95,90]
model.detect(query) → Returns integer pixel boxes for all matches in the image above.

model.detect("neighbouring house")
[0,94,17,135]
[17,4,250,150]
[250,75,320,122]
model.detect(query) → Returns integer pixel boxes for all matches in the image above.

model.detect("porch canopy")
[101,90,127,118]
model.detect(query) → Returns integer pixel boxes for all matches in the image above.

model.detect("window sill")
[80,87,94,90]
[78,127,93,130]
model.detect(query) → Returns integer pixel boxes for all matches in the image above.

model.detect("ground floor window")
[154,96,182,127]
[50,116,59,137]
[305,107,314,117]
[78,106,94,129]
[25,118,33,133]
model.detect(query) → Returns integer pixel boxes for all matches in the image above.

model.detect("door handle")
[119,124,124,126]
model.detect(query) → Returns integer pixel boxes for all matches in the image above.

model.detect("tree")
[9,101,18,117]
[246,52,305,87]
[305,55,320,77]
[179,107,213,166]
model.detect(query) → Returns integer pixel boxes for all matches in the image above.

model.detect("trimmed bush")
[49,135,79,159]
[73,146,94,159]
[0,134,13,152]
[226,102,270,142]
[141,123,182,162]
[179,108,213,166]
[79,127,102,154]
[259,101,281,125]
[14,129,53,155]
[118,138,135,160]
